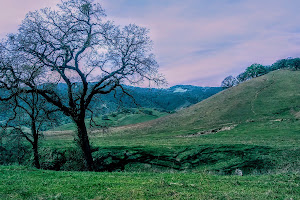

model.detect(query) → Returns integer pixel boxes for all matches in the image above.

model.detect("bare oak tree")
[0,0,164,170]
[221,75,237,89]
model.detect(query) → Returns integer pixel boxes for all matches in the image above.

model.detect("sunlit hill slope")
[122,70,300,136]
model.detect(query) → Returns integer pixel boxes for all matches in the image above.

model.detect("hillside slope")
[122,70,300,136]
[42,70,300,174]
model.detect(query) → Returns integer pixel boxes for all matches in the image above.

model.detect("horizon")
[1,0,300,87]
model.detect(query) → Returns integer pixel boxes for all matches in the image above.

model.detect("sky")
[1,0,300,86]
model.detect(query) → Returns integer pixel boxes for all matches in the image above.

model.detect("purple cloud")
[0,0,59,38]
[1,0,300,86]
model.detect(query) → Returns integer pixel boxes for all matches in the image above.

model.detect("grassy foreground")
[2,70,299,199]
[0,166,299,200]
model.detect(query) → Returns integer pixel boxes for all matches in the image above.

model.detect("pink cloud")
[0,0,59,38]
[102,0,300,86]
[1,0,300,86]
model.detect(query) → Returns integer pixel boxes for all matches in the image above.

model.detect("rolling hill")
[40,70,300,175]
[117,70,300,136]
[2,70,299,200]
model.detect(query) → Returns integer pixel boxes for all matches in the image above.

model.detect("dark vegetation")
[0,84,221,124]
[109,85,222,112]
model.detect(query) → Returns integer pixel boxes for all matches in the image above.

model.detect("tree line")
[221,58,300,88]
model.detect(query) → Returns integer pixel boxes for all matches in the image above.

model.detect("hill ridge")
[114,70,300,136]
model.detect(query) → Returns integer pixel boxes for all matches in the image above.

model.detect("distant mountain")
[50,83,222,113]
[0,84,222,125]
[116,85,223,112]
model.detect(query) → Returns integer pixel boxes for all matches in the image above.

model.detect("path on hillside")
[251,74,275,115]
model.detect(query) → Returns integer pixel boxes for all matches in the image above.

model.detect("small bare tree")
[8,92,58,169]
[221,75,237,89]
[0,0,164,170]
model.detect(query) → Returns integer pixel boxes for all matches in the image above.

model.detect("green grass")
[134,70,300,136]
[1,165,299,200]
[51,108,168,131]
[40,70,300,174]
[40,120,300,174]
[2,70,299,199]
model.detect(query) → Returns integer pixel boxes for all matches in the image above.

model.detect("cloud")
[1,0,300,86]
[101,0,300,86]
[0,0,59,38]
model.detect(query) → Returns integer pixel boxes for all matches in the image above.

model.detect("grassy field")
[1,165,299,200]
[41,119,300,174]
[2,70,300,199]
[50,108,168,132]
[41,70,300,174]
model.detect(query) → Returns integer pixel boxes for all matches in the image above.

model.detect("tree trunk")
[33,142,40,169]
[31,120,40,169]
[75,118,94,171]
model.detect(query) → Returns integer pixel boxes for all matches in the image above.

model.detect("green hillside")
[39,70,300,174]
[122,70,300,136]
[50,108,168,132]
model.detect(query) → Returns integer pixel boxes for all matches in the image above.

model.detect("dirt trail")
[178,124,237,138]
[251,74,275,115]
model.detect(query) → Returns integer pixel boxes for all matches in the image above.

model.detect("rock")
[234,169,243,176]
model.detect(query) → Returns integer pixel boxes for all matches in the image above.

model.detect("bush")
[0,131,31,165]
[102,115,110,120]
[60,148,86,171]
[142,109,153,115]
[39,148,66,171]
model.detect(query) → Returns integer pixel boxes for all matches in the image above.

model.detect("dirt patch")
[178,124,237,138]
[43,130,74,138]
[294,111,300,119]
[271,119,284,122]
[251,74,275,115]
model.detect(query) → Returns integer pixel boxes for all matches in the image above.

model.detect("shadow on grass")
[90,145,275,174]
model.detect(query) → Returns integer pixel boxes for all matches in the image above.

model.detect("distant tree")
[221,75,237,89]
[264,65,273,73]
[0,0,164,171]
[271,59,289,70]
[236,72,247,83]
[229,57,300,88]
[244,64,267,79]
[236,64,267,83]
[286,58,300,70]
[271,58,300,71]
